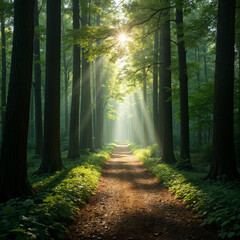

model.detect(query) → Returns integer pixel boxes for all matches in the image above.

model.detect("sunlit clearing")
[112,92,155,146]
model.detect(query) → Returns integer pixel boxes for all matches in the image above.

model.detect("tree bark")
[29,88,34,138]
[1,12,6,138]
[0,0,35,202]
[161,1,176,164]
[62,51,69,134]
[158,32,164,153]
[176,1,191,162]
[80,13,94,152]
[143,66,148,147]
[153,31,159,144]
[68,0,80,159]
[33,0,43,155]
[195,49,202,146]
[95,10,104,149]
[206,0,240,180]
[38,0,64,173]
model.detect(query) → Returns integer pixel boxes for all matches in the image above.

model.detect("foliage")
[0,144,115,240]
[129,143,240,239]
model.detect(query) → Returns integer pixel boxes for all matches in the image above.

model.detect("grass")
[0,143,116,240]
[128,142,240,239]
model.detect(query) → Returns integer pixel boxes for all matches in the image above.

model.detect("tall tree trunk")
[68,0,80,159]
[195,49,202,146]
[95,10,104,149]
[92,61,96,145]
[29,88,34,138]
[153,31,159,144]
[1,12,6,138]
[62,52,69,134]
[158,32,164,153]
[203,47,208,83]
[143,66,148,147]
[39,0,64,173]
[33,0,43,156]
[206,0,240,180]
[176,0,191,162]
[80,13,94,151]
[0,0,35,202]
[161,1,176,164]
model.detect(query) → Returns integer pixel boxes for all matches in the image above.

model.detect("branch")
[130,5,175,29]
[105,0,125,16]
[171,39,178,46]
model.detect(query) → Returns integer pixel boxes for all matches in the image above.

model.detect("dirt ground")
[65,143,219,240]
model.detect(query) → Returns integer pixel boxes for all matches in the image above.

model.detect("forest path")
[65,143,219,240]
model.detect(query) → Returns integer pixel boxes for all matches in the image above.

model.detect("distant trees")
[206,0,240,180]
[0,0,35,202]
[38,0,64,173]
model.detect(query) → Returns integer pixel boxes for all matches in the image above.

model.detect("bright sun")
[118,33,128,46]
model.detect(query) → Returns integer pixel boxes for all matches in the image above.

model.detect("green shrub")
[0,144,115,240]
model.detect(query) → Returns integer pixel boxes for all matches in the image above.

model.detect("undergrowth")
[128,142,240,239]
[0,144,115,240]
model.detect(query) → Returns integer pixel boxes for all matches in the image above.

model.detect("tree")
[38,0,64,173]
[206,0,240,180]
[0,0,35,202]
[0,0,7,137]
[153,31,159,144]
[142,65,148,147]
[95,7,104,149]
[161,0,176,163]
[176,0,191,164]
[80,11,94,152]
[158,32,164,153]
[68,0,80,159]
[33,0,43,156]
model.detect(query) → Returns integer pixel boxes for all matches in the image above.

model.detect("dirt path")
[65,144,219,240]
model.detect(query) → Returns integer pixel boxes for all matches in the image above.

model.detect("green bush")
[0,144,115,240]
[129,143,240,239]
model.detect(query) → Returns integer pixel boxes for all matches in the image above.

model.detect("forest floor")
[65,143,219,240]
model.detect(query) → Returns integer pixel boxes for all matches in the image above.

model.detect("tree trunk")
[176,1,191,162]
[80,13,94,151]
[143,66,148,147]
[195,49,202,146]
[161,1,176,164]
[68,0,80,159]
[153,31,159,144]
[1,12,6,138]
[39,0,64,173]
[95,11,104,149]
[158,32,164,153]
[62,52,69,134]
[29,88,34,138]
[206,0,240,180]
[203,47,208,83]
[0,0,35,202]
[33,0,43,156]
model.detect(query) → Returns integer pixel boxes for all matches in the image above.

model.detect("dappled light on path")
[66,144,218,240]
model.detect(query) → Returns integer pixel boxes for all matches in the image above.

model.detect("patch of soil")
[65,144,219,240]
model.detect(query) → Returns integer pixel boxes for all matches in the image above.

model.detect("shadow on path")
[65,144,219,240]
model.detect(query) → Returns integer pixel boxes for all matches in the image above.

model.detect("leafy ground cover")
[128,143,240,239]
[0,144,115,240]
